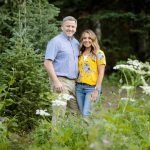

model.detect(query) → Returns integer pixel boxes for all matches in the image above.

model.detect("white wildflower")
[58,93,74,101]
[36,109,50,116]
[114,59,150,76]
[121,97,129,101]
[140,86,150,95]
[119,78,123,84]
[89,143,97,149]
[113,64,136,72]
[121,97,136,102]
[51,99,67,126]
[52,100,67,106]
[121,85,134,90]
[102,139,111,145]
[130,98,136,102]
[127,59,141,70]
[136,70,148,75]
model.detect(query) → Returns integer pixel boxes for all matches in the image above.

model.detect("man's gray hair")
[62,16,77,25]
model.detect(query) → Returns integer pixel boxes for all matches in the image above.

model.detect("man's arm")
[44,59,63,92]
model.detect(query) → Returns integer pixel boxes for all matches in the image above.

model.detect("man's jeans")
[75,83,101,116]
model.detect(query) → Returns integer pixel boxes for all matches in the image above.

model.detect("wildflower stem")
[123,99,129,113]
[122,70,129,85]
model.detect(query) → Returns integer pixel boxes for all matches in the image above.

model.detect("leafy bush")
[0,0,60,54]
[0,0,60,130]
[0,37,53,130]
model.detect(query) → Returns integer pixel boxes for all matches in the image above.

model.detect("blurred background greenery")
[0,0,150,74]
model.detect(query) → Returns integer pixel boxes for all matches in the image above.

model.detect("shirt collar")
[61,32,74,41]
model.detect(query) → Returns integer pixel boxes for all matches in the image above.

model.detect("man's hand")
[44,60,64,93]
[53,80,64,93]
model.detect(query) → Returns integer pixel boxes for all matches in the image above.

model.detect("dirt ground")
[101,85,119,109]
[101,84,146,109]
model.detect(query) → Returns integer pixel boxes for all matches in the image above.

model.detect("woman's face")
[82,33,92,48]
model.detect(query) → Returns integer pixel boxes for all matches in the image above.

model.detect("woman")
[76,29,106,116]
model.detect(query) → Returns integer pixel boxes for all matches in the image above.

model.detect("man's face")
[61,20,77,37]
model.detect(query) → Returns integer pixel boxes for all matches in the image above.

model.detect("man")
[44,16,79,113]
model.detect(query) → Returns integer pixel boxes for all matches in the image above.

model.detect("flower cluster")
[140,86,150,95]
[121,97,136,102]
[114,59,150,95]
[121,85,134,90]
[52,93,74,106]
[36,109,50,116]
[113,64,136,72]
[113,59,150,75]
[58,93,74,101]
[52,100,67,106]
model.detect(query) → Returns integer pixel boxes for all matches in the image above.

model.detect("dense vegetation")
[0,0,149,149]
[0,0,59,130]
[51,0,150,73]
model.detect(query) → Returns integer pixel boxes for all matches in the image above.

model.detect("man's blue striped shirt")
[45,32,79,79]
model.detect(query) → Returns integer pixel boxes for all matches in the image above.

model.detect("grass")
[1,76,150,150]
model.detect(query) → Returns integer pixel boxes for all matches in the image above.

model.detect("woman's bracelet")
[95,87,100,91]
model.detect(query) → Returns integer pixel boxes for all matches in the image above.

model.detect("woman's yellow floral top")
[77,50,106,85]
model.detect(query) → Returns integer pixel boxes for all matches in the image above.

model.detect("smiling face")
[82,32,92,48]
[61,20,77,37]
[80,29,100,54]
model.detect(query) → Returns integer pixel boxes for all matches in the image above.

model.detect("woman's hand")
[90,90,99,102]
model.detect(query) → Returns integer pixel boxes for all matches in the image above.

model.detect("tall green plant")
[0,0,60,130]
[0,0,60,53]
[113,59,150,112]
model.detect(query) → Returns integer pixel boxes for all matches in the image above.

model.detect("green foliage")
[51,116,89,149]
[0,117,18,150]
[31,120,52,146]
[0,0,60,54]
[26,95,150,149]
[0,122,9,150]
[0,0,60,130]
[90,12,136,21]
[0,76,150,149]
[0,37,52,130]
[28,115,89,150]
[114,59,150,87]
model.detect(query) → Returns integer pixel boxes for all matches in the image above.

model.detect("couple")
[44,16,106,117]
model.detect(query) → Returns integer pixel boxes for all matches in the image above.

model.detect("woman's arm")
[95,64,105,90]
[91,64,105,101]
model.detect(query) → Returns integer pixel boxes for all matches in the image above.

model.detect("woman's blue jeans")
[75,83,101,116]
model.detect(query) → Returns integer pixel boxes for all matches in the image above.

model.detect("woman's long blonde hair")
[79,29,100,57]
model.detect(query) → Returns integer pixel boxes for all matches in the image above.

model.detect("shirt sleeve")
[96,50,106,65]
[44,39,59,61]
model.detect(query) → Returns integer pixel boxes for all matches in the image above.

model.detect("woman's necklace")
[83,50,91,61]
[83,55,88,61]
